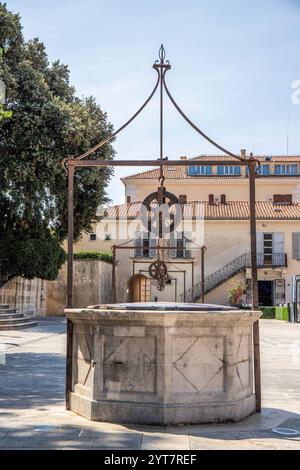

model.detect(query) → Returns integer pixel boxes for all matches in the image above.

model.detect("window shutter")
[183,231,193,258]
[207,165,212,175]
[292,233,300,260]
[188,166,195,176]
[169,232,177,258]
[274,232,285,265]
[273,232,284,253]
[256,232,264,254]
[149,236,157,258]
[217,165,224,175]
[292,164,298,175]
[234,166,241,175]
[134,232,143,258]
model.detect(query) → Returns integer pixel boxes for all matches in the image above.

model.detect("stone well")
[65,302,261,425]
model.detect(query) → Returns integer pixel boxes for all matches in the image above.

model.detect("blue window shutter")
[217,165,224,175]
[275,165,281,175]
[234,166,241,175]
[291,164,297,175]
[263,165,269,175]
[188,166,195,176]
[246,166,249,177]
[207,165,212,175]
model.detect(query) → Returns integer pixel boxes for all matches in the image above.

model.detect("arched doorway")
[128,274,151,302]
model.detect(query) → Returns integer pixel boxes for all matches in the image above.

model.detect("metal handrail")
[182,252,287,302]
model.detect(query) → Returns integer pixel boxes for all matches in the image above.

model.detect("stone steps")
[0,308,17,314]
[0,313,24,320]
[0,304,9,309]
[0,305,37,330]
[0,321,38,331]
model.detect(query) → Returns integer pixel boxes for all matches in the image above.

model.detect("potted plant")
[227,280,246,307]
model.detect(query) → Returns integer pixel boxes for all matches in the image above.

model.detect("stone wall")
[46,260,113,316]
[0,277,47,316]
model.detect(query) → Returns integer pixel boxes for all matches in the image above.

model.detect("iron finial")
[153,44,171,69]
[159,44,166,63]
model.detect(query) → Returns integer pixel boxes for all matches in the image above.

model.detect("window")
[256,232,285,266]
[142,237,150,257]
[188,165,212,176]
[262,233,273,265]
[90,233,96,241]
[217,165,241,175]
[258,164,270,175]
[134,232,156,258]
[275,164,298,175]
[273,194,292,204]
[176,237,184,258]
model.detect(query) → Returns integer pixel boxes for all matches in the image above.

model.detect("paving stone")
[189,432,264,450]
[92,432,142,449]
[0,434,93,449]
[141,432,190,450]
[0,319,300,450]
[251,433,300,450]
[276,416,300,432]
[79,425,139,438]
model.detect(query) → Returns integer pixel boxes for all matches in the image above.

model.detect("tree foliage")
[0,3,114,285]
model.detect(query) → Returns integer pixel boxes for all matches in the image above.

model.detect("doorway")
[258,280,273,306]
[128,274,151,302]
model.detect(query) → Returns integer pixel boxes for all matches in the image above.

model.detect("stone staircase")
[182,252,287,302]
[0,304,37,330]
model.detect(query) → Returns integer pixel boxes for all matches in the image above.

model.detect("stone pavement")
[0,318,300,449]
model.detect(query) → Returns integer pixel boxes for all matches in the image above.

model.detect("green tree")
[0,3,114,286]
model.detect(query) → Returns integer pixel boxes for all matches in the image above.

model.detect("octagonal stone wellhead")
[64,302,261,425]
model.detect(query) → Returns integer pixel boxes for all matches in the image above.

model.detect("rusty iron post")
[111,244,117,302]
[67,164,74,308]
[192,261,195,301]
[66,163,74,410]
[201,246,207,303]
[249,155,261,413]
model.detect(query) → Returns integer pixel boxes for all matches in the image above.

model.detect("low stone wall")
[0,277,47,316]
[46,260,112,316]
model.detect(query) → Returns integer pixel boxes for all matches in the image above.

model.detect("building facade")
[74,153,300,307]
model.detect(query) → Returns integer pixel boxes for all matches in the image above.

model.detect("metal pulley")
[141,185,182,237]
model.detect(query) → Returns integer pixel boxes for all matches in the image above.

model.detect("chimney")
[208,194,214,205]
[180,156,187,160]
[240,149,246,158]
[221,194,226,204]
[126,195,131,203]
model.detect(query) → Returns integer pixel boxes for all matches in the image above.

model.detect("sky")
[6,0,300,204]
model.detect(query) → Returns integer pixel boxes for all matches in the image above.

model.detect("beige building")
[74,154,300,307]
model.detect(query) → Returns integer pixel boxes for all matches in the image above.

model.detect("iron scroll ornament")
[140,188,182,236]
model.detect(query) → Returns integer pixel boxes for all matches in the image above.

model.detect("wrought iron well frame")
[64,45,261,413]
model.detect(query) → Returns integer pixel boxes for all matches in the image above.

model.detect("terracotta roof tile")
[103,201,300,220]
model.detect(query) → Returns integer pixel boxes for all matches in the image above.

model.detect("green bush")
[259,306,289,320]
[74,251,113,263]
[260,306,276,319]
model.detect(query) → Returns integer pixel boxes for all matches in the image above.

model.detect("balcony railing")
[256,253,287,268]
